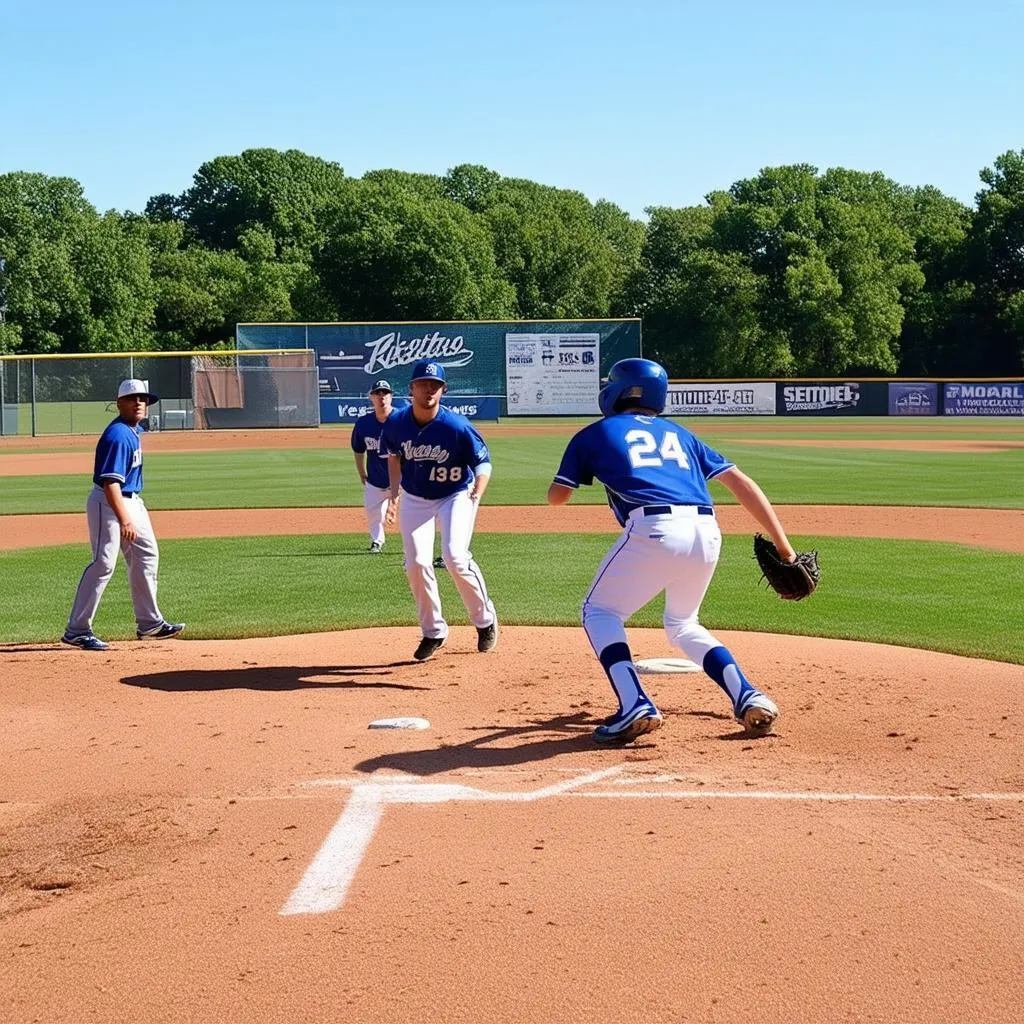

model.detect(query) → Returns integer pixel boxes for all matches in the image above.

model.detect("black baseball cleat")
[413,636,446,661]
[476,620,498,653]
[137,622,186,640]
[433,555,447,570]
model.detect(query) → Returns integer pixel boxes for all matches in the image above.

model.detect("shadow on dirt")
[120,663,429,692]
[352,712,661,775]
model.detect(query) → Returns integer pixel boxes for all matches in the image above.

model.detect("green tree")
[315,179,515,320]
[962,150,1024,373]
[707,165,923,374]
[174,148,349,257]
[478,179,619,318]
[631,206,788,376]
[0,172,155,354]
[893,186,974,374]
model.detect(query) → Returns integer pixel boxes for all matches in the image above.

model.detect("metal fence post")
[0,360,5,436]
[31,359,38,437]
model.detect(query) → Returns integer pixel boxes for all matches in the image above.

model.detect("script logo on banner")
[944,382,1024,416]
[666,383,776,416]
[363,331,476,375]
[782,384,860,412]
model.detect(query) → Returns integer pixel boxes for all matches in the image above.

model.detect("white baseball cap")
[117,378,159,403]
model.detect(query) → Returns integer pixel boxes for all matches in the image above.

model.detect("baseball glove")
[753,533,820,601]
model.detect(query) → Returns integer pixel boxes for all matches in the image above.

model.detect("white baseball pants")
[66,487,165,635]
[398,487,496,639]
[582,506,724,665]
[363,482,391,546]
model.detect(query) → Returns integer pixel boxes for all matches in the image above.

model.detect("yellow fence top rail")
[0,349,312,362]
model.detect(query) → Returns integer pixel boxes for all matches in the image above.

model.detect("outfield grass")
[3,533,1021,663]
[3,438,1024,513]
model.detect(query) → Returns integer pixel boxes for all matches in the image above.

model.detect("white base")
[368,717,431,730]
[634,657,701,675]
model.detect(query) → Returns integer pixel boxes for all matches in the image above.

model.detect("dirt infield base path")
[5,503,1024,552]
[2,627,1022,1023]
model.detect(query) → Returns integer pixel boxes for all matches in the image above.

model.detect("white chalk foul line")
[280,767,623,915]
[280,769,1023,916]
[573,790,1024,802]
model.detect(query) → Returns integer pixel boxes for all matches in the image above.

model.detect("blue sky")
[2,0,1021,218]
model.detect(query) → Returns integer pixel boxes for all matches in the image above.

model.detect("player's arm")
[96,434,138,542]
[463,425,492,502]
[386,454,402,502]
[350,423,368,484]
[548,431,591,505]
[384,455,402,526]
[715,466,795,562]
[547,482,574,505]
[468,463,491,502]
[101,480,138,543]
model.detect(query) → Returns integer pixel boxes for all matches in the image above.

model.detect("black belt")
[122,492,137,498]
[642,504,713,516]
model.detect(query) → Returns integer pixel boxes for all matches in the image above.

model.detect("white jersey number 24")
[625,429,690,469]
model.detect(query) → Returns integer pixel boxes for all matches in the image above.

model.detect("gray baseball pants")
[66,486,165,635]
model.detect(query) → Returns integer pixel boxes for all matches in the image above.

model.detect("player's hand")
[120,520,138,543]
[385,502,398,527]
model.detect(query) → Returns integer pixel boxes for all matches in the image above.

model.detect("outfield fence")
[0,349,319,436]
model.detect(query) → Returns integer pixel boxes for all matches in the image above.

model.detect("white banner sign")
[505,333,600,415]
[665,382,776,416]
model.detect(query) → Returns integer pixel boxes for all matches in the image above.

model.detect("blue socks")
[703,645,756,714]
[599,642,650,712]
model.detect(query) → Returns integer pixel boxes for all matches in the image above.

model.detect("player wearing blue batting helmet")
[410,360,447,386]
[598,358,669,417]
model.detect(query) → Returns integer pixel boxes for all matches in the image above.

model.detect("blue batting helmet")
[410,360,446,384]
[598,358,669,417]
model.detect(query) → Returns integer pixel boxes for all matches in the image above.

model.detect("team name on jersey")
[131,447,142,469]
[400,440,451,464]
[364,436,381,452]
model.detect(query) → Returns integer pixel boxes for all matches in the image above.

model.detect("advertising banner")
[504,333,600,415]
[888,382,938,416]
[319,396,501,424]
[237,320,640,400]
[943,382,1024,416]
[777,381,887,416]
[665,382,776,416]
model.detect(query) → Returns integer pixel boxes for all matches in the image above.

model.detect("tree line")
[1,147,1022,376]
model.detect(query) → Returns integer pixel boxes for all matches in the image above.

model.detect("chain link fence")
[0,350,318,436]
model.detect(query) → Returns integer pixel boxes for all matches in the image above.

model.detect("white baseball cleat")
[737,692,779,735]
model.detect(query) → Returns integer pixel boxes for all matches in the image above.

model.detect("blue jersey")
[350,411,393,489]
[382,405,491,499]
[93,418,145,493]
[553,413,734,526]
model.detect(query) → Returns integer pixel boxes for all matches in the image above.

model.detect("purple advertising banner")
[888,382,937,416]
[944,382,1024,416]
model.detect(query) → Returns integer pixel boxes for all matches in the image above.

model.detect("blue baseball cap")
[368,379,393,394]
[410,360,446,383]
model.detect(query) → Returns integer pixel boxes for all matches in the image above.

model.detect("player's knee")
[582,602,618,628]
[91,557,117,580]
[443,549,469,571]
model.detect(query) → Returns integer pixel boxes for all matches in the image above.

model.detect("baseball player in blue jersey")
[548,358,798,744]
[62,379,185,651]
[382,359,498,661]
[351,378,397,553]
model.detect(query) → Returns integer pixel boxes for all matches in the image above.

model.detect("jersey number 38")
[626,429,690,469]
